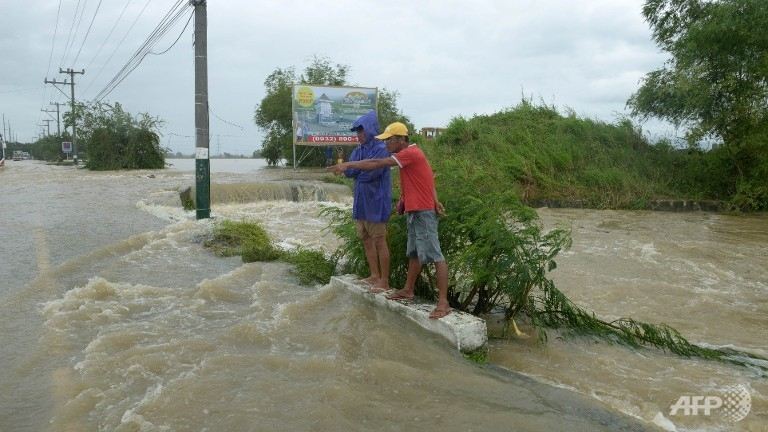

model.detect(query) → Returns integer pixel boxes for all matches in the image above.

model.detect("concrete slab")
[330,275,488,353]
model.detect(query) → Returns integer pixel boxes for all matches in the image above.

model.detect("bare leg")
[429,260,451,319]
[387,257,420,300]
[372,236,390,290]
[361,237,380,286]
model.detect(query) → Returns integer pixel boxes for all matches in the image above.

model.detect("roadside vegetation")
[19,101,166,170]
[203,220,335,286]
[324,132,768,372]
[73,102,166,170]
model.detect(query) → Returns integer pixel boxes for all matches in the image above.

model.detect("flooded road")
[1,159,764,431]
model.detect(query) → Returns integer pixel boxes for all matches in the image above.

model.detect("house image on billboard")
[315,93,334,125]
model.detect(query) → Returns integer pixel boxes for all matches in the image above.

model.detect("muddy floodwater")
[0,159,765,431]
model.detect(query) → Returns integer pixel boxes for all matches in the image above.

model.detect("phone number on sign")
[308,136,357,143]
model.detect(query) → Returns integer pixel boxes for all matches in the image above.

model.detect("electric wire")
[209,105,246,130]
[93,3,190,101]
[72,0,104,65]
[82,0,133,73]
[40,0,63,142]
[149,9,193,56]
[82,0,152,97]
[45,0,63,78]
[59,0,83,68]
[90,0,188,99]
[60,0,90,68]
[92,1,191,102]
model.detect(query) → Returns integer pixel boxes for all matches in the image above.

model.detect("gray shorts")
[406,210,445,264]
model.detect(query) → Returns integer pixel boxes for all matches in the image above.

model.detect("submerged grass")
[204,220,335,285]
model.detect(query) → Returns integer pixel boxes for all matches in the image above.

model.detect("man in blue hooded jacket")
[345,110,392,292]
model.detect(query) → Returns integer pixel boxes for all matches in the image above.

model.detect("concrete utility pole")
[41,119,53,136]
[192,0,210,219]
[45,68,84,161]
[41,108,59,135]
[48,102,64,136]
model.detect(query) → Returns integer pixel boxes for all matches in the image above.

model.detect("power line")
[82,0,152,97]
[92,1,191,102]
[45,0,63,78]
[149,9,193,56]
[82,0,133,73]
[59,0,88,67]
[72,0,104,65]
[209,104,246,130]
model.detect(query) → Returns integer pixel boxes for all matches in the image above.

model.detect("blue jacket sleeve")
[355,145,389,183]
[344,147,362,178]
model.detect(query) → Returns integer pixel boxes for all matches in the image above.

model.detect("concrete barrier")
[330,275,488,353]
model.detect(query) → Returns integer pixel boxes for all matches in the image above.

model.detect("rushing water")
[0,159,765,431]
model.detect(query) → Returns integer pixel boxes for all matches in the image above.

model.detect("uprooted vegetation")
[203,219,334,286]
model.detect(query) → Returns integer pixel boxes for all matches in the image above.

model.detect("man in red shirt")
[327,122,451,319]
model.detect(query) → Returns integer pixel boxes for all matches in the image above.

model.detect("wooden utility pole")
[45,68,84,161]
[192,0,210,219]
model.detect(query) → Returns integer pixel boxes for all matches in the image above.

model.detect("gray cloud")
[0,0,670,153]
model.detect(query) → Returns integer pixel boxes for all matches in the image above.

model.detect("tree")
[628,0,768,208]
[378,89,415,133]
[254,56,412,167]
[71,102,166,170]
[254,57,349,167]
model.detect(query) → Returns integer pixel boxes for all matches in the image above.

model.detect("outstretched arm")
[327,157,397,174]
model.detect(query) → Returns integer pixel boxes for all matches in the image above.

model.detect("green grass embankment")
[428,101,758,210]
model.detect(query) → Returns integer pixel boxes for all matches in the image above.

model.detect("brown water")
[1,160,764,431]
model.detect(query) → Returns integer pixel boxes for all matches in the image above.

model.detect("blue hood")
[350,110,380,145]
[344,110,391,223]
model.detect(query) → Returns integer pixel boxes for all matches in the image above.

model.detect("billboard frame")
[291,84,378,168]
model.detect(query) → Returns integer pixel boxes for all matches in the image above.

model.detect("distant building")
[420,127,446,141]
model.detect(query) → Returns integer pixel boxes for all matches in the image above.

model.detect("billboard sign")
[292,85,377,146]
[62,141,72,153]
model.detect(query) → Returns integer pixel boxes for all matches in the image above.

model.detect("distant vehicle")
[13,150,23,161]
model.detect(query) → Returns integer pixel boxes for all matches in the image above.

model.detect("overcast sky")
[0,0,671,155]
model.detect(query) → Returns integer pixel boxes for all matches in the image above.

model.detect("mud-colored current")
[0,160,764,431]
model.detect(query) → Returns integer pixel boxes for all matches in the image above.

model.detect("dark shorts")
[406,210,445,264]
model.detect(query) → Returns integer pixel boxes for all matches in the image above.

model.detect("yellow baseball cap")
[375,122,409,140]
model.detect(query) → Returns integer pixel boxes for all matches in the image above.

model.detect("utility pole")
[192,0,210,219]
[41,119,53,136]
[41,108,59,135]
[48,102,64,136]
[45,68,84,161]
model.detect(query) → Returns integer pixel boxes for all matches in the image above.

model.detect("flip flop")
[429,307,452,319]
[386,292,414,302]
[369,287,389,294]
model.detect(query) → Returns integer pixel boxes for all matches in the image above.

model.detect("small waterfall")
[180,181,351,206]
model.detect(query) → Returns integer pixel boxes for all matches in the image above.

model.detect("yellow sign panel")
[295,86,315,107]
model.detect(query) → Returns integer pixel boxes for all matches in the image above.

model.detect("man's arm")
[433,188,445,216]
[327,157,397,174]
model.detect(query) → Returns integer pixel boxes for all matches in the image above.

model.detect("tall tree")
[254,57,413,166]
[254,56,349,166]
[378,88,415,134]
[628,0,768,207]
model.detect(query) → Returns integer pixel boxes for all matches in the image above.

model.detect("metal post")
[192,0,210,219]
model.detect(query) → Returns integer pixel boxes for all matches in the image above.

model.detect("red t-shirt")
[391,145,435,212]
